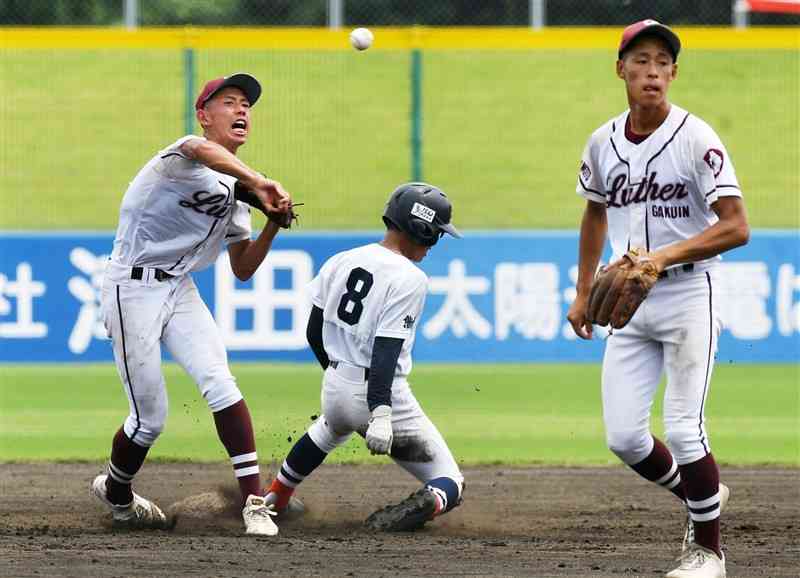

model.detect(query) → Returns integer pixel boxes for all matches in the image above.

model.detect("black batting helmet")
[382,182,461,247]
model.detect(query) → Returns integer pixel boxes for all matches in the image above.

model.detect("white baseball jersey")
[309,243,428,378]
[110,135,252,275]
[576,104,742,266]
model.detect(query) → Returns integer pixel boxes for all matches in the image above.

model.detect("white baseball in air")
[350,27,374,51]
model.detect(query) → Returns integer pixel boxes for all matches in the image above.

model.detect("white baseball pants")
[101,262,242,447]
[602,267,722,465]
[308,362,464,488]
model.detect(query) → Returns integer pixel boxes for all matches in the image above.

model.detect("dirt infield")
[1,463,797,578]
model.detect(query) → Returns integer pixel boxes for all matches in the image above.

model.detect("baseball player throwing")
[263,183,465,533]
[566,21,750,578]
[91,73,291,536]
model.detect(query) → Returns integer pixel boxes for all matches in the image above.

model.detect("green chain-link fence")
[2,0,799,26]
[1,2,797,230]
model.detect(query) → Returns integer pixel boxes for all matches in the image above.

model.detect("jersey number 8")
[337,267,374,325]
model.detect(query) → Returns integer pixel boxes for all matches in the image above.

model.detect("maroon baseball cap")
[195,73,262,110]
[618,19,681,61]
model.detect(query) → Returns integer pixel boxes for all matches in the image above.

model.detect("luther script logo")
[179,190,231,219]
[703,148,724,178]
[606,170,688,208]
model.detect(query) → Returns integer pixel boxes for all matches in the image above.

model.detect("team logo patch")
[580,161,592,182]
[410,202,436,223]
[703,148,724,178]
[403,315,416,329]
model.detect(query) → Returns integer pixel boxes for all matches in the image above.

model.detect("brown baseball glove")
[586,249,659,329]
[233,181,301,229]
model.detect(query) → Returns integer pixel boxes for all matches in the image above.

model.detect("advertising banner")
[0,231,797,363]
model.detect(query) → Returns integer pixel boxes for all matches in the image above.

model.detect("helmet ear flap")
[409,218,438,246]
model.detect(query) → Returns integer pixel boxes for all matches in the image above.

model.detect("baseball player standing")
[263,183,465,533]
[91,73,291,536]
[566,21,750,578]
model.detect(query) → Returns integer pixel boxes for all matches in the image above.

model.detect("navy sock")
[269,433,327,509]
[285,433,327,477]
[425,476,462,514]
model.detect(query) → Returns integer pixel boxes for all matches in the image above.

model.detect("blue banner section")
[0,231,798,363]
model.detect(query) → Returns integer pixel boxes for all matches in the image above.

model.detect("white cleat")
[91,474,169,529]
[243,494,278,536]
[683,483,730,552]
[666,545,726,578]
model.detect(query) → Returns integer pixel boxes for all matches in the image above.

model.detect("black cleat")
[364,489,437,532]
[275,495,306,522]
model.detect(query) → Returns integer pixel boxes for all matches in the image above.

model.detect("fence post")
[410,49,423,182]
[184,48,195,135]
[124,0,139,29]
[530,0,546,30]
[328,0,344,29]
[733,0,750,28]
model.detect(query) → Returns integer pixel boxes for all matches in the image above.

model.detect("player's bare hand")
[249,176,291,214]
[611,247,665,274]
[647,251,668,274]
[567,295,593,340]
[365,405,393,455]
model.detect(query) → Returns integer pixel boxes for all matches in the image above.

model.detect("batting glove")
[365,405,393,455]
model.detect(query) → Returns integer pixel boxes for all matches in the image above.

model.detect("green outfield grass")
[1,363,796,465]
[1,49,797,230]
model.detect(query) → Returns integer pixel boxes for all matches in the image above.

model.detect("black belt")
[130,266,174,282]
[329,361,370,381]
[659,263,694,279]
